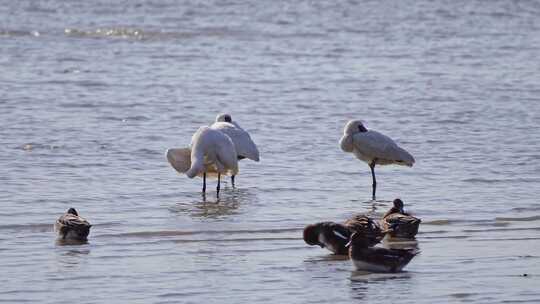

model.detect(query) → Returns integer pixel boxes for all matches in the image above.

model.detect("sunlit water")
[1,0,540,303]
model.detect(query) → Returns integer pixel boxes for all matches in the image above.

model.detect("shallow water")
[1,0,540,303]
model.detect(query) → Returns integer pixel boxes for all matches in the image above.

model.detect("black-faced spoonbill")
[210,113,259,188]
[166,126,238,196]
[339,120,415,200]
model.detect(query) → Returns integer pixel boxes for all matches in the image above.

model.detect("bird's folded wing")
[211,123,260,161]
[353,131,414,165]
[58,215,91,228]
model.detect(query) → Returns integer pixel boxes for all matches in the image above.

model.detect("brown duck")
[381,199,421,239]
[347,232,419,273]
[344,214,387,246]
[54,208,92,242]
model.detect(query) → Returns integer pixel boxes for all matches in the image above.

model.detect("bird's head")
[393,198,405,213]
[67,208,79,216]
[216,113,232,123]
[303,224,321,246]
[344,120,368,135]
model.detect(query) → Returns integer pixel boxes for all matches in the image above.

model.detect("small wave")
[473,237,540,242]
[422,219,452,225]
[0,223,52,232]
[422,235,469,239]
[64,27,145,40]
[0,29,41,38]
[172,236,299,243]
[17,143,63,151]
[496,215,540,222]
[462,177,540,184]
[63,27,254,41]
[462,227,540,233]
[98,227,301,238]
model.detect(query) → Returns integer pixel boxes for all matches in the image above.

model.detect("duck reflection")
[54,244,91,268]
[349,271,413,300]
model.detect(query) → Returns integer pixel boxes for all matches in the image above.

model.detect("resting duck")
[54,208,92,242]
[381,199,421,239]
[344,214,387,246]
[347,232,419,273]
[303,222,351,255]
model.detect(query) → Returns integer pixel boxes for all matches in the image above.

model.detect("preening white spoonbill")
[166,126,238,195]
[210,113,259,187]
[339,120,415,200]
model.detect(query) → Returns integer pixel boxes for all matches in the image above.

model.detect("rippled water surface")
[2,0,540,303]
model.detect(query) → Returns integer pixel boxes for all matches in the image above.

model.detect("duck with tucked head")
[381,199,421,239]
[346,232,419,273]
[303,222,352,255]
[54,208,92,242]
[344,214,387,246]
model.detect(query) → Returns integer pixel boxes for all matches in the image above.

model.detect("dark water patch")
[158,291,208,298]
[124,115,151,122]
[450,292,477,299]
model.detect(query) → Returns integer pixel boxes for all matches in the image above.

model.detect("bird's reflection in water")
[382,238,420,250]
[349,270,413,300]
[357,199,392,217]
[55,239,89,246]
[54,243,91,269]
[170,188,257,219]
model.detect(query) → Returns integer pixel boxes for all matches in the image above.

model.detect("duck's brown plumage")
[381,199,421,239]
[344,214,386,246]
[348,233,419,272]
[54,208,91,241]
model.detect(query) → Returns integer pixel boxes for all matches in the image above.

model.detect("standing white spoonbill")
[339,120,415,200]
[210,113,259,187]
[166,126,238,195]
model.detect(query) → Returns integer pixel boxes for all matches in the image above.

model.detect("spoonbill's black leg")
[369,159,377,200]
[216,173,221,196]
[202,172,207,193]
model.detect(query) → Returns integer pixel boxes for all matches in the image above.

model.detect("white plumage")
[210,113,259,187]
[166,126,238,194]
[340,120,415,200]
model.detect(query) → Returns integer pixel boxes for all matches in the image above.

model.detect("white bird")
[166,126,238,195]
[210,113,259,187]
[339,120,415,200]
